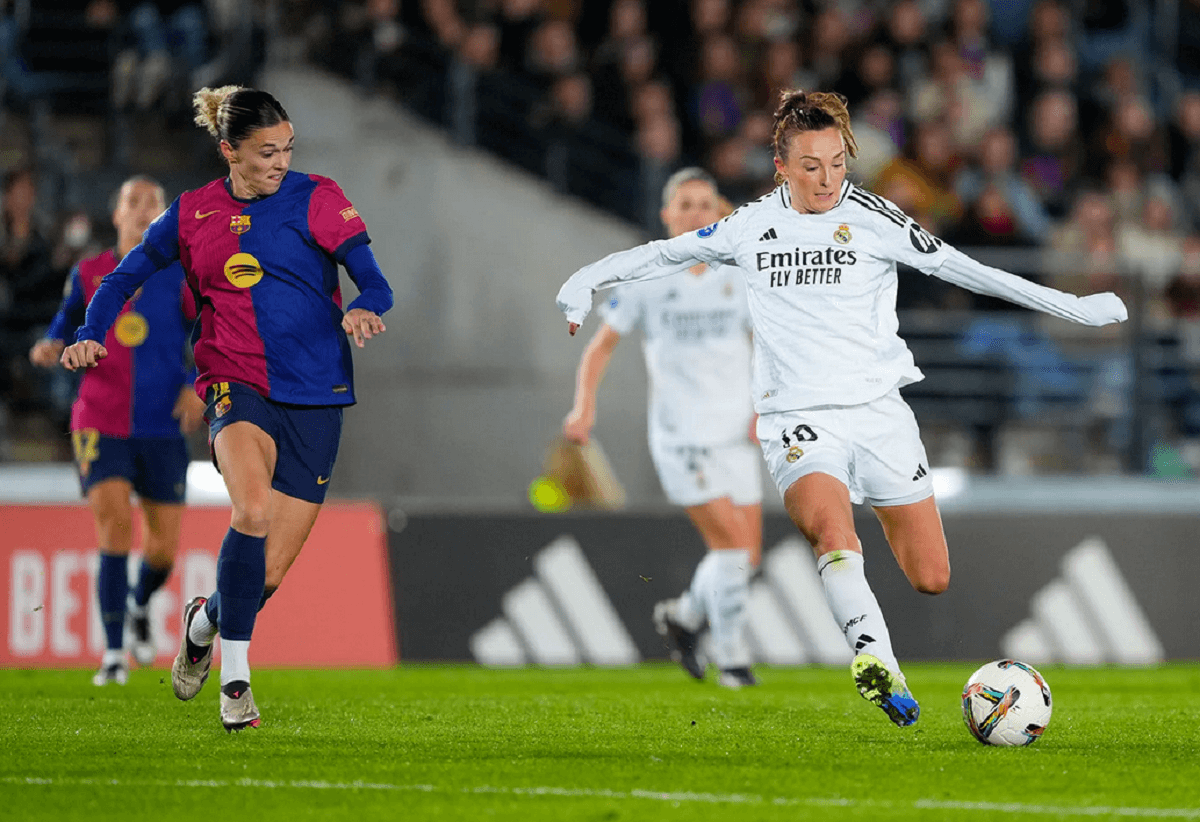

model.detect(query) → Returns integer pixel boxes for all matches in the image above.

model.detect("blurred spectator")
[1181,0,1200,91]
[694,33,745,140]
[635,112,681,167]
[873,120,962,235]
[752,38,817,112]
[808,8,851,89]
[955,126,1052,245]
[112,1,210,111]
[1020,89,1083,218]
[0,167,55,336]
[532,70,592,133]
[0,167,56,411]
[495,0,546,73]
[337,0,413,90]
[592,34,657,132]
[49,210,99,279]
[836,42,897,108]
[459,23,500,71]
[850,89,904,185]
[1165,235,1200,319]
[910,39,1002,148]
[1168,92,1200,230]
[708,134,756,205]
[525,18,579,88]
[883,0,930,92]
[1117,193,1185,311]
[1092,94,1170,177]
[592,0,646,70]
[421,0,467,50]
[1075,0,1145,76]
[948,0,1013,123]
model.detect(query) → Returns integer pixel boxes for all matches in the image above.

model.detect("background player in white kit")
[563,168,760,689]
[557,90,1127,727]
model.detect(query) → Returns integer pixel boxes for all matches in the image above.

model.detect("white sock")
[220,639,251,686]
[189,607,218,646]
[817,550,901,674]
[101,648,124,667]
[126,595,147,618]
[702,549,752,669]
[675,552,717,631]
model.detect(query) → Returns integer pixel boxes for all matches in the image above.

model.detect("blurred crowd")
[297,0,1200,320]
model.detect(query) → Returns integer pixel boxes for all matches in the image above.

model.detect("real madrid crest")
[834,224,852,245]
[230,214,251,235]
[786,446,804,463]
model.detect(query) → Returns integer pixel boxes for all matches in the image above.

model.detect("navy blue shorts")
[73,431,189,503]
[205,381,343,505]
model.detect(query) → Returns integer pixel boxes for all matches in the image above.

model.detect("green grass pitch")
[2,664,1198,821]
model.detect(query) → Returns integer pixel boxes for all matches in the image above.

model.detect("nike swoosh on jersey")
[195,209,220,219]
[317,475,331,484]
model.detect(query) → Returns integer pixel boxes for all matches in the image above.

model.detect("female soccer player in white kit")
[557,90,1127,727]
[564,168,761,689]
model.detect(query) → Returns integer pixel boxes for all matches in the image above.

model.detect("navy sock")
[204,591,220,625]
[132,561,172,608]
[215,528,266,642]
[200,580,276,627]
[97,553,130,651]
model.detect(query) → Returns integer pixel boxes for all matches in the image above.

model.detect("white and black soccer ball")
[962,659,1053,747]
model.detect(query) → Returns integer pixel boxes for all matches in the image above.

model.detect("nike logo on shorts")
[317,475,330,485]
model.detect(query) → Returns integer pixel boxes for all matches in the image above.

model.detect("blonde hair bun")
[192,86,245,137]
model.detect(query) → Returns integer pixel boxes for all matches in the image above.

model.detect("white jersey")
[559,180,1127,414]
[599,263,753,448]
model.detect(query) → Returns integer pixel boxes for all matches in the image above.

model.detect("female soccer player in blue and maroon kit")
[32,176,205,687]
[62,86,394,731]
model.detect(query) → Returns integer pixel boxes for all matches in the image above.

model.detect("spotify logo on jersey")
[223,252,264,288]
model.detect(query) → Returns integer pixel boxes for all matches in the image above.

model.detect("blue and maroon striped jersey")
[47,249,195,438]
[77,171,393,406]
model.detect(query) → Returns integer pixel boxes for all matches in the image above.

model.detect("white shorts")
[649,439,763,508]
[756,386,934,507]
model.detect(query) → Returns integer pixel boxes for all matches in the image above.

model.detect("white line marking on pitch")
[3,776,1198,818]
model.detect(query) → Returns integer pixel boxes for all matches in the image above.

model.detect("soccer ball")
[962,659,1052,747]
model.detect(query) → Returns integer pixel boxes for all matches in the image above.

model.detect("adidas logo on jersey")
[759,228,778,242]
[912,464,928,481]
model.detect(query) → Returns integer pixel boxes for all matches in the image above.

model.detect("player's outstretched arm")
[931,246,1127,326]
[76,203,183,351]
[558,223,734,333]
[564,324,621,445]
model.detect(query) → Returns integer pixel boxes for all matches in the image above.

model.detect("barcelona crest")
[230,214,251,235]
[214,396,231,418]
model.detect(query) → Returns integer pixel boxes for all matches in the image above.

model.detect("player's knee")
[810,525,856,556]
[96,513,134,551]
[912,564,950,595]
[231,498,271,535]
